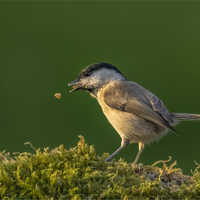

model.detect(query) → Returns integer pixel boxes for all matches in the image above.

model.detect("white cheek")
[89,76,101,86]
[80,78,89,86]
[80,77,99,88]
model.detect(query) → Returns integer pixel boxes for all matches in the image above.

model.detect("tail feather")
[171,113,200,122]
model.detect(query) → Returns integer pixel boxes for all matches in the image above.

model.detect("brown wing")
[103,81,177,135]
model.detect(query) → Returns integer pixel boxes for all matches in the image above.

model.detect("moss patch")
[0,136,199,199]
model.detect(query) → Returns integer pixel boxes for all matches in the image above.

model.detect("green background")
[1,2,200,175]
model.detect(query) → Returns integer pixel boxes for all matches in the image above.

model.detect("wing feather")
[145,93,174,123]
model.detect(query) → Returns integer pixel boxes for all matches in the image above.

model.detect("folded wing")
[103,81,177,135]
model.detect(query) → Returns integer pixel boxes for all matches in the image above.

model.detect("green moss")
[0,136,199,199]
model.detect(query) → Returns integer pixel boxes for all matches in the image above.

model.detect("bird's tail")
[171,113,200,122]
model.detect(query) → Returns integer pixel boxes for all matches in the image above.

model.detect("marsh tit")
[68,63,200,165]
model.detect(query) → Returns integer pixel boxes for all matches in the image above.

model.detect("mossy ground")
[0,136,200,199]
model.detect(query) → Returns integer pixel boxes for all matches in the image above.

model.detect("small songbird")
[68,63,200,165]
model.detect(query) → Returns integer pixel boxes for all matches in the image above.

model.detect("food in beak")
[69,84,83,93]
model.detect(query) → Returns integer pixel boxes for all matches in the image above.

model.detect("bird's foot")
[131,162,143,173]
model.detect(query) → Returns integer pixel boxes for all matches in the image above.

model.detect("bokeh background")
[1,2,200,175]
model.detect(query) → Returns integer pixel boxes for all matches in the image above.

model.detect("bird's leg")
[132,142,145,165]
[104,146,124,162]
[105,138,130,162]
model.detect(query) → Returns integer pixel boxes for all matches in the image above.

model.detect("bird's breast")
[98,99,167,144]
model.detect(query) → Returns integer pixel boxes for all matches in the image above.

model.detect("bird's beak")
[68,79,83,93]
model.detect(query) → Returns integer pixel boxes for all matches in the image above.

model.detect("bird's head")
[68,63,126,94]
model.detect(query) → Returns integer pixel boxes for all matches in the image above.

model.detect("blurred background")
[1,2,200,175]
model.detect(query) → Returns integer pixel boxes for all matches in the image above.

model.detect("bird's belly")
[102,107,167,144]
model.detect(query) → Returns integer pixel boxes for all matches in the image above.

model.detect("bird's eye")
[85,72,90,77]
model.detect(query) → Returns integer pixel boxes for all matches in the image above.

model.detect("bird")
[68,63,200,165]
